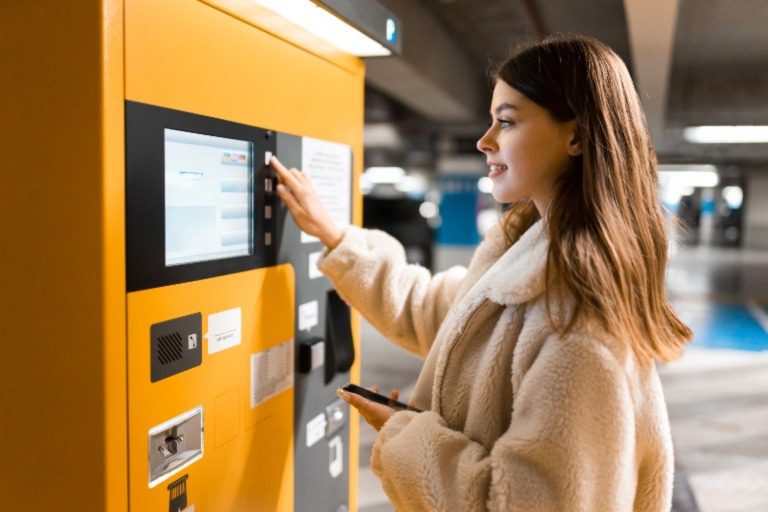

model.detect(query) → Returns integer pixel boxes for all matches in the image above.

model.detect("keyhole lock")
[157,433,184,459]
[148,405,203,488]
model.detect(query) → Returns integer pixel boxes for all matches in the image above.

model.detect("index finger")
[270,156,300,188]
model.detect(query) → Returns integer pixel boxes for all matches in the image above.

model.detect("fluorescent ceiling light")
[364,123,402,148]
[395,175,427,195]
[658,164,719,188]
[683,125,768,144]
[363,166,405,184]
[254,0,391,56]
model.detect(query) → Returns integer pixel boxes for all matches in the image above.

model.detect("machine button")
[264,150,273,165]
[265,178,273,193]
[325,398,346,437]
[265,205,272,219]
[265,232,272,246]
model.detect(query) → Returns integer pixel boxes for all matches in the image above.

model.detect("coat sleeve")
[317,226,467,357]
[370,334,641,511]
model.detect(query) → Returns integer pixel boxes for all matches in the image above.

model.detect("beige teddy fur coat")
[318,219,674,512]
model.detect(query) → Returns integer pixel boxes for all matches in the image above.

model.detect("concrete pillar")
[743,171,768,250]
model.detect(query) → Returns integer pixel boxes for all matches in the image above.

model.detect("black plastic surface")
[150,313,202,382]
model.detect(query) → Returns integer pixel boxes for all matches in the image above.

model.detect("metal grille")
[156,332,183,365]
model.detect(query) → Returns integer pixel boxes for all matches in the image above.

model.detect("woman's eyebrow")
[493,103,519,115]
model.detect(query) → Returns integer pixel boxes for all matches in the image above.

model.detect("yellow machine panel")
[125,0,365,146]
[127,266,295,510]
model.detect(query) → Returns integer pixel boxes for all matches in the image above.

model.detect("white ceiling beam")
[623,0,679,146]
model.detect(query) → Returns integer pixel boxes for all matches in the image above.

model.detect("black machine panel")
[125,101,278,292]
[276,133,354,512]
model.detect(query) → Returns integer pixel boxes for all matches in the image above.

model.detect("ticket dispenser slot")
[148,406,204,488]
[324,290,354,384]
[297,337,325,374]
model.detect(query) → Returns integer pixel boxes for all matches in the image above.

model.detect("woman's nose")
[476,128,495,154]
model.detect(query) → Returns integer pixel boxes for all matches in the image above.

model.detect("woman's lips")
[488,163,508,178]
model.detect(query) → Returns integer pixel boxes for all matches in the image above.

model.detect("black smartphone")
[342,383,422,412]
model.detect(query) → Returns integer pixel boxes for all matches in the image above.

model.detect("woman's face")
[476,80,580,211]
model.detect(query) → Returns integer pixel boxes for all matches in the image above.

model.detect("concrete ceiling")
[362,0,768,169]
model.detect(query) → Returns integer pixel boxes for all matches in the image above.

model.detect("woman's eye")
[497,118,515,128]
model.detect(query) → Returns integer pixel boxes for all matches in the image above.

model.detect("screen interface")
[164,129,253,266]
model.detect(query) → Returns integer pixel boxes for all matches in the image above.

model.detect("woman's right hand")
[271,156,344,250]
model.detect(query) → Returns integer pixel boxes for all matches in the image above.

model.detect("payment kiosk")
[0,0,401,510]
[124,1,367,509]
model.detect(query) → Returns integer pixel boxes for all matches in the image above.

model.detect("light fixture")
[722,186,744,209]
[364,123,402,149]
[658,169,716,208]
[253,0,400,57]
[658,165,719,188]
[658,165,719,207]
[395,175,428,195]
[363,166,406,184]
[477,177,493,194]
[683,125,768,144]
[419,201,438,219]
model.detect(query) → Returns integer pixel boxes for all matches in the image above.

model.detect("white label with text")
[206,307,242,354]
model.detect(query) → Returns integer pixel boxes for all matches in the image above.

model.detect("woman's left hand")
[337,386,400,431]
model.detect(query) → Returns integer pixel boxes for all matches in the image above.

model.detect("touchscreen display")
[164,129,253,266]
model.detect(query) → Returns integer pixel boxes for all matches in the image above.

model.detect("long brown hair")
[495,36,691,364]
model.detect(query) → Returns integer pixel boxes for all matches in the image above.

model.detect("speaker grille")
[157,332,184,365]
[150,313,202,382]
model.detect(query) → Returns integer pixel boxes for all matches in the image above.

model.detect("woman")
[273,35,691,511]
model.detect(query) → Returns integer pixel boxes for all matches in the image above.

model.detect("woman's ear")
[566,121,582,157]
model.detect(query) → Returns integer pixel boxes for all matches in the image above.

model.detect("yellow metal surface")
[0,1,124,510]
[127,266,295,510]
[102,1,129,511]
[2,0,363,508]
[125,0,365,147]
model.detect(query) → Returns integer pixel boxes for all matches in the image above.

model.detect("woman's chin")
[491,189,522,204]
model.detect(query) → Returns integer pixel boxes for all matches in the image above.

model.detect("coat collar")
[468,219,549,306]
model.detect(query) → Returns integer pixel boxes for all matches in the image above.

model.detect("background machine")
[2,0,398,510]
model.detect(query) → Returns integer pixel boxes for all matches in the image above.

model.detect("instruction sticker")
[328,436,343,478]
[206,307,241,354]
[298,301,319,331]
[306,412,327,447]
[308,251,323,279]
[250,340,294,408]
[301,137,352,244]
